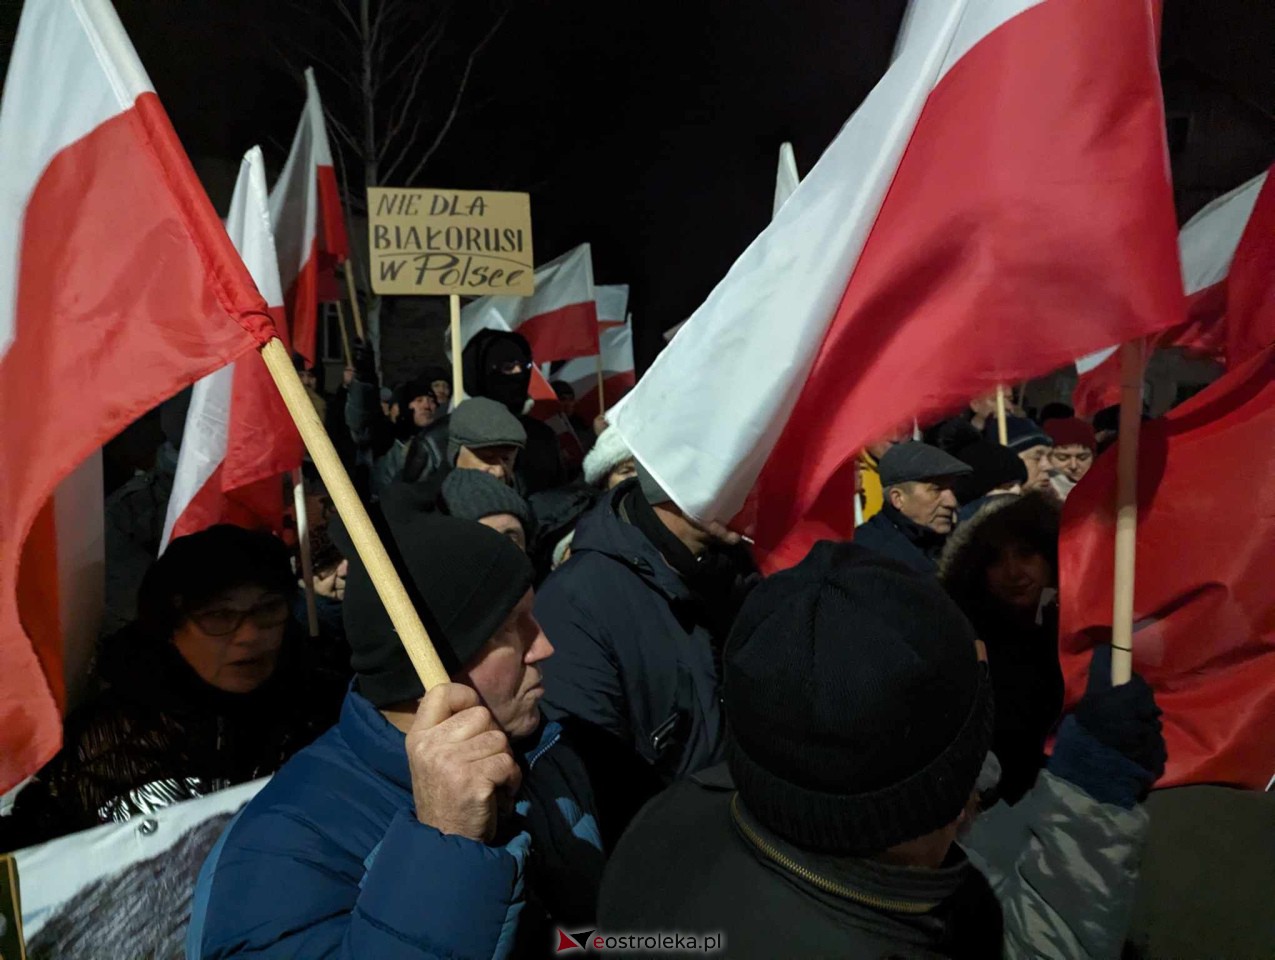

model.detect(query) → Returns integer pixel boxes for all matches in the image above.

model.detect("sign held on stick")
[369,187,534,296]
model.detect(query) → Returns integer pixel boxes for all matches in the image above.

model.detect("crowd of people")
[1,329,1267,959]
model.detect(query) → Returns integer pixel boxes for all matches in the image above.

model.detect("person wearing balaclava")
[394,330,564,496]
[188,513,604,958]
[462,328,566,494]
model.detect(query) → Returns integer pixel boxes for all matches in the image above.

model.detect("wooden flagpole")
[449,294,466,403]
[334,301,353,367]
[291,468,320,637]
[343,267,366,341]
[261,337,449,688]
[595,354,607,417]
[1110,341,1144,686]
[995,384,1009,445]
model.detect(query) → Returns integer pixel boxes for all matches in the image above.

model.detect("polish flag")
[1073,168,1269,415]
[160,148,303,552]
[1060,342,1275,788]
[610,0,1183,572]
[0,0,277,791]
[270,68,349,367]
[551,285,636,421]
[460,243,599,362]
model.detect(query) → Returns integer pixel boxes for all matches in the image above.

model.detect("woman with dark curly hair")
[939,492,1064,804]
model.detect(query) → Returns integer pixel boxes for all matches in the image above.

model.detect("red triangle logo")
[556,929,582,952]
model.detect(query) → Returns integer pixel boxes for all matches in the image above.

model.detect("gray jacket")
[964,770,1149,959]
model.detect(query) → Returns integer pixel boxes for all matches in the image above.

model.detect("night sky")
[3,0,1274,369]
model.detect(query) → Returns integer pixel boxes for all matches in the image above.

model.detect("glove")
[1073,644,1167,777]
[1047,645,1166,809]
[352,339,379,387]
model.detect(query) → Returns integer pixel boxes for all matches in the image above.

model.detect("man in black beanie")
[190,514,605,959]
[599,542,1164,958]
[535,461,752,797]
[855,440,972,575]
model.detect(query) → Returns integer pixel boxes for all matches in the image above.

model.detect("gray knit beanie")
[441,468,531,528]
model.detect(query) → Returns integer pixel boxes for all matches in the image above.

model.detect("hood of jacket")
[567,480,691,602]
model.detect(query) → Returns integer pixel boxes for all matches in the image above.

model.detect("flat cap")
[878,441,973,487]
[447,397,526,461]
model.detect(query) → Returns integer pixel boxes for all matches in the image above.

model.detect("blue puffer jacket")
[187,689,603,959]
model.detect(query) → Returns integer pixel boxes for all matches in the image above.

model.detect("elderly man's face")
[458,590,553,739]
[891,480,959,535]
[1019,445,1054,492]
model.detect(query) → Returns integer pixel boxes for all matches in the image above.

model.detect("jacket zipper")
[730,794,937,915]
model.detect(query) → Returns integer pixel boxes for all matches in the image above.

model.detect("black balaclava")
[463,329,533,415]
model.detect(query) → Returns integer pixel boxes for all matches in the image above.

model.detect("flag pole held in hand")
[1109,341,1144,686]
[450,294,466,403]
[995,384,1009,445]
[261,337,449,687]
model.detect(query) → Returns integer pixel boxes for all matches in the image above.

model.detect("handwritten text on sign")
[368,187,534,297]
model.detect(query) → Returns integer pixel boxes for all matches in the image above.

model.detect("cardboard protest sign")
[368,188,534,297]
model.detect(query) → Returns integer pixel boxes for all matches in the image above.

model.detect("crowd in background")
[1,326,1271,960]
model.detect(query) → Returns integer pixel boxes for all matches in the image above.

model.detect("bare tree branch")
[398,4,510,185]
[324,105,364,160]
[381,44,435,153]
[378,15,448,93]
[330,0,362,36]
[380,108,432,183]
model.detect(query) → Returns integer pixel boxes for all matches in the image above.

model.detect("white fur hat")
[583,427,633,487]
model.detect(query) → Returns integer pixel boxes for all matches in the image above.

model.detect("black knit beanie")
[140,525,296,639]
[952,439,1029,505]
[725,541,992,856]
[342,511,535,706]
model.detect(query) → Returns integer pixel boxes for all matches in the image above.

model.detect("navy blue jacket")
[187,690,603,959]
[534,485,726,784]
[854,503,948,575]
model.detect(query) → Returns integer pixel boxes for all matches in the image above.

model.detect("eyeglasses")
[495,360,530,376]
[186,594,290,637]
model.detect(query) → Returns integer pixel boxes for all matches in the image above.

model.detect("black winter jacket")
[854,502,950,575]
[534,483,730,787]
[600,765,1005,959]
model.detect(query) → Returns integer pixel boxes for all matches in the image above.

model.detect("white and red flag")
[611,0,1182,572]
[774,142,800,218]
[0,0,278,790]
[551,285,636,421]
[460,243,600,362]
[1073,167,1271,415]
[270,67,349,367]
[161,148,303,551]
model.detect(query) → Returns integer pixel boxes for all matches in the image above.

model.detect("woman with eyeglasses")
[0,526,347,851]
